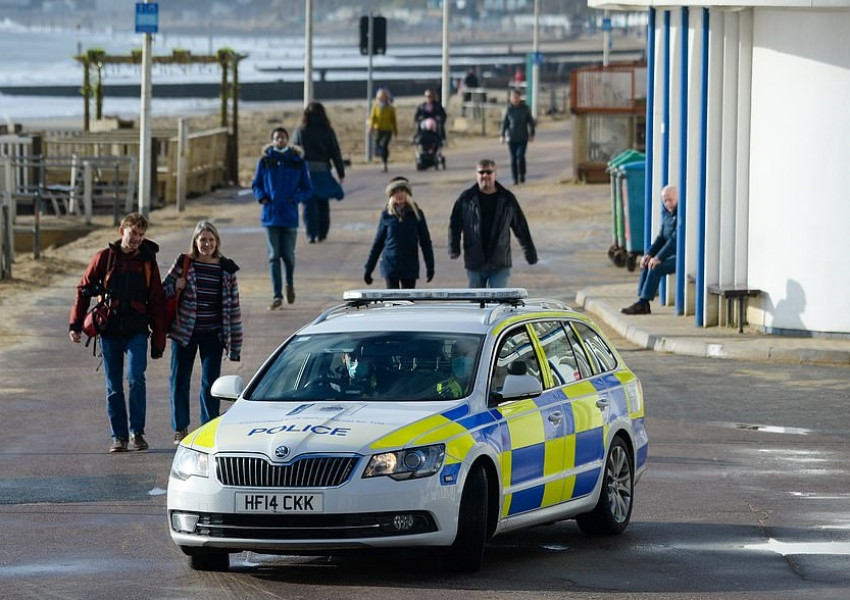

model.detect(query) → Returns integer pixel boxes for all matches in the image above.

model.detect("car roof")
[300,288,580,335]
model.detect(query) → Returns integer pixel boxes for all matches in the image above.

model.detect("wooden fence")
[43,125,230,205]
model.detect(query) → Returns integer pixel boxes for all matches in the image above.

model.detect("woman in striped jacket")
[162,221,242,445]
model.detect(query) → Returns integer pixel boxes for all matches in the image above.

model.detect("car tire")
[187,550,231,572]
[576,437,633,535]
[444,465,488,573]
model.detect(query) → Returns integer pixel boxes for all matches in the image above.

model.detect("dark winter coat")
[365,206,435,281]
[646,205,677,261]
[448,182,537,271]
[291,116,346,181]
[251,145,313,228]
[500,101,536,143]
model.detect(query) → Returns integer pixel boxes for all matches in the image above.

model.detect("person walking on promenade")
[68,212,165,453]
[364,176,435,289]
[414,88,447,143]
[252,126,313,309]
[462,68,479,102]
[163,221,242,445]
[499,88,536,185]
[621,185,679,315]
[449,159,537,288]
[369,87,398,172]
[291,102,346,244]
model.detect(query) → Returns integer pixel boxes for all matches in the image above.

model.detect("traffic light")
[359,15,387,56]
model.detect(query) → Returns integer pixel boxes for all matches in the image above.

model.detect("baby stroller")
[413,118,446,171]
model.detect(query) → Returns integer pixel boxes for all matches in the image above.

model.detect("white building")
[589,0,850,336]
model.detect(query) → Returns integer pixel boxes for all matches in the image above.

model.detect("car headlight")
[363,444,445,480]
[170,446,210,481]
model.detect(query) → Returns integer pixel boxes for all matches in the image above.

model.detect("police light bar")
[342,288,528,304]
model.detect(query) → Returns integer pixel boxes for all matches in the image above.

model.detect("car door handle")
[596,396,609,410]
[548,411,563,426]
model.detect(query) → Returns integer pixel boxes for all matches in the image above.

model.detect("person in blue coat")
[251,127,313,309]
[364,177,435,289]
[621,185,678,315]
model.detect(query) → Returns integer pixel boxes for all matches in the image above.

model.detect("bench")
[707,284,761,334]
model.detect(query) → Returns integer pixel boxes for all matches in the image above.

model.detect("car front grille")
[216,455,359,488]
[191,511,437,539]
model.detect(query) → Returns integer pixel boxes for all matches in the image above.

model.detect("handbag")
[82,300,110,338]
[81,249,116,341]
[310,169,344,201]
[165,254,191,331]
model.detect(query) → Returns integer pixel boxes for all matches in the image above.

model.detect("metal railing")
[0,154,137,264]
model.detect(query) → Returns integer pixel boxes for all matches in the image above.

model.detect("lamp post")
[138,0,154,219]
[441,0,450,109]
[304,0,313,106]
[531,0,540,120]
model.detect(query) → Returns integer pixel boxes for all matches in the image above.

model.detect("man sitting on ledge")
[621,185,678,315]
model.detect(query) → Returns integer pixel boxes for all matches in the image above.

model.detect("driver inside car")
[338,347,377,396]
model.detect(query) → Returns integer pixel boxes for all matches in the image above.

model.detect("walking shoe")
[109,439,128,453]
[621,301,651,315]
[285,284,295,304]
[130,433,149,451]
[173,429,188,446]
[268,297,283,310]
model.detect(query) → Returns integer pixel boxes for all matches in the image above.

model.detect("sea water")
[0,18,510,122]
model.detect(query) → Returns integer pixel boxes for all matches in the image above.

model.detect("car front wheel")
[185,548,231,572]
[576,437,633,535]
[444,465,488,572]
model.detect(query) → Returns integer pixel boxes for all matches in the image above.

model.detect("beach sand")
[152,92,514,187]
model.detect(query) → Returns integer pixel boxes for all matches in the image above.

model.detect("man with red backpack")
[69,212,166,453]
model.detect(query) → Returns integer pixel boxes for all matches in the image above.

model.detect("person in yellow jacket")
[369,88,398,172]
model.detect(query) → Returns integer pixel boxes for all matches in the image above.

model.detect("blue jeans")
[265,226,298,297]
[466,268,511,288]
[507,141,528,183]
[170,332,223,432]
[100,334,148,440]
[637,256,676,301]
[303,197,330,241]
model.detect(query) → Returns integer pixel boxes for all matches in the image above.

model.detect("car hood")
[186,399,468,459]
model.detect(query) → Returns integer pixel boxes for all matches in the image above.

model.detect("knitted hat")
[386,177,413,199]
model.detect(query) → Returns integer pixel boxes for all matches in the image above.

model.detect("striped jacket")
[162,253,243,361]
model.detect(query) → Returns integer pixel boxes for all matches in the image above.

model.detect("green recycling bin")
[606,149,644,267]
[619,159,646,272]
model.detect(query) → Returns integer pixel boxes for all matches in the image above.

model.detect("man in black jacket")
[448,159,537,288]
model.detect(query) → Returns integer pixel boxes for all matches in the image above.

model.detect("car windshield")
[248,332,484,402]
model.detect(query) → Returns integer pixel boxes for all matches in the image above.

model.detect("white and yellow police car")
[167,289,648,572]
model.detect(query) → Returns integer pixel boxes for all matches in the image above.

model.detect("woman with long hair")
[364,176,435,289]
[162,221,242,444]
[292,101,346,243]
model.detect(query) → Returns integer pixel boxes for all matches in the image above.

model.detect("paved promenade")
[3,115,848,392]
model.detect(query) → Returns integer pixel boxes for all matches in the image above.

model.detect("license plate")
[235,492,324,513]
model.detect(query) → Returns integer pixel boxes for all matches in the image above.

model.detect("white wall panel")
[748,8,850,333]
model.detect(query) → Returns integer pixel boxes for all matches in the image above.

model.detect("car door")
[530,319,608,503]
[565,319,626,500]
[488,325,566,518]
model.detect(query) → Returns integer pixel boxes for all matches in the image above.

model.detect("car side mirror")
[211,375,245,402]
[490,361,543,403]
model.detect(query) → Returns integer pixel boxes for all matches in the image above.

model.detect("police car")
[167,289,648,572]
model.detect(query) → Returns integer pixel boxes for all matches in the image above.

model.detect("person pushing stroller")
[413,118,445,171]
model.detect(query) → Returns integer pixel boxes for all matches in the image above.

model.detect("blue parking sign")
[135,3,159,34]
